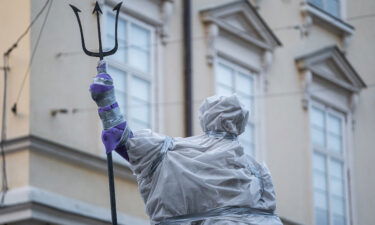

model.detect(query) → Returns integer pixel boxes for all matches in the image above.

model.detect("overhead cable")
[12,0,54,114]
[0,0,53,206]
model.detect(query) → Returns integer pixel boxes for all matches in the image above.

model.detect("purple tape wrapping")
[90,62,132,161]
[89,73,113,94]
[102,122,131,161]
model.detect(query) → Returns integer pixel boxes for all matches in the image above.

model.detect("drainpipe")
[183,0,193,136]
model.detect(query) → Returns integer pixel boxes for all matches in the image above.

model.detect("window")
[308,0,341,18]
[310,104,347,225]
[215,59,255,156]
[104,11,153,131]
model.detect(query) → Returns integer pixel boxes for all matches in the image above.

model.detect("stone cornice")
[0,186,148,225]
[301,2,354,36]
[200,0,282,50]
[296,45,366,93]
[2,135,135,181]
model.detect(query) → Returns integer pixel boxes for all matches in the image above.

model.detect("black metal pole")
[69,2,124,224]
[106,153,118,225]
[183,0,193,137]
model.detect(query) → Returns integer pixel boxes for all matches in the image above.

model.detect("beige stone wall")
[0,150,30,189]
[0,0,32,220]
[187,0,375,224]
[346,1,375,225]
[29,0,101,155]
[162,0,185,137]
[0,0,31,139]
[0,0,374,224]
[29,150,147,219]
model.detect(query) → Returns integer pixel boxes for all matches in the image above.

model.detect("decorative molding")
[217,51,261,74]
[296,46,366,111]
[206,22,219,65]
[0,186,148,225]
[302,70,313,110]
[301,14,313,37]
[296,46,366,91]
[262,50,273,71]
[261,50,273,91]
[349,93,359,113]
[349,93,359,129]
[301,2,354,45]
[105,0,175,45]
[200,0,281,52]
[106,0,163,27]
[200,0,281,71]
[343,35,353,52]
[252,0,262,9]
[160,0,174,44]
[2,135,135,181]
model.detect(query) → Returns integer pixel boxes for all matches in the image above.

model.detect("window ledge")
[301,2,354,36]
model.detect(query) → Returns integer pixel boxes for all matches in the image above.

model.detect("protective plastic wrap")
[126,95,283,225]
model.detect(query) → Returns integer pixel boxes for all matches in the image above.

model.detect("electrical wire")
[0,0,372,209]
[4,0,51,57]
[0,1,373,204]
[49,8,375,114]
[8,2,375,113]
[347,13,375,21]
[54,10,375,58]
[0,56,10,206]
[0,0,53,206]
[55,23,302,57]
[13,0,54,113]
[43,83,375,115]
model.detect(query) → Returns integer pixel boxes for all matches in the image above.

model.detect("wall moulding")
[105,0,175,44]
[300,2,355,49]
[2,135,135,181]
[200,0,281,69]
[296,46,366,111]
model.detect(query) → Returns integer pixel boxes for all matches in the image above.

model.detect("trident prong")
[69,1,123,60]
[69,2,123,225]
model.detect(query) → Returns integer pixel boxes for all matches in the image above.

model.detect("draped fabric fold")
[126,95,283,225]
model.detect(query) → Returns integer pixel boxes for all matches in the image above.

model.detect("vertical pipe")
[0,55,9,205]
[183,0,193,137]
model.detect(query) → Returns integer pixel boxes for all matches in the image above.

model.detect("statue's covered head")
[199,95,249,135]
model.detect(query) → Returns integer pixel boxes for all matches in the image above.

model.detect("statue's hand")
[89,60,132,160]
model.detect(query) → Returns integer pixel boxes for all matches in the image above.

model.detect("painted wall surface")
[28,0,186,154]
[346,1,375,225]
[0,0,31,139]
[0,0,374,224]
[0,0,32,221]
[162,0,185,137]
[190,0,375,224]
[29,151,147,219]
[30,0,102,156]
[0,150,30,189]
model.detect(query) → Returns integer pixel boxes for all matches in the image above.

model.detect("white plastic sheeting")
[126,95,283,225]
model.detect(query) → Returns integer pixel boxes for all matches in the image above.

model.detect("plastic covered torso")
[126,130,282,225]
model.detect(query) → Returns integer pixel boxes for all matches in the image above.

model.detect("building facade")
[0,0,374,224]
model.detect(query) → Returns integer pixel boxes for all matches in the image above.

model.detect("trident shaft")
[69,2,123,225]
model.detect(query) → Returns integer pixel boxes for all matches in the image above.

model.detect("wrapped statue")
[90,61,283,225]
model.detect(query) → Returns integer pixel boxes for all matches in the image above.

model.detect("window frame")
[214,57,260,158]
[301,0,353,38]
[103,6,156,130]
[310,101,351,225]
[102,5,156,162]
[308,0,342,18]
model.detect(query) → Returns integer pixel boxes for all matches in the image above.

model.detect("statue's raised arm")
[90,70,283,224]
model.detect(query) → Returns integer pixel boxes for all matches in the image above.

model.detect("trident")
[69,1,123,225]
